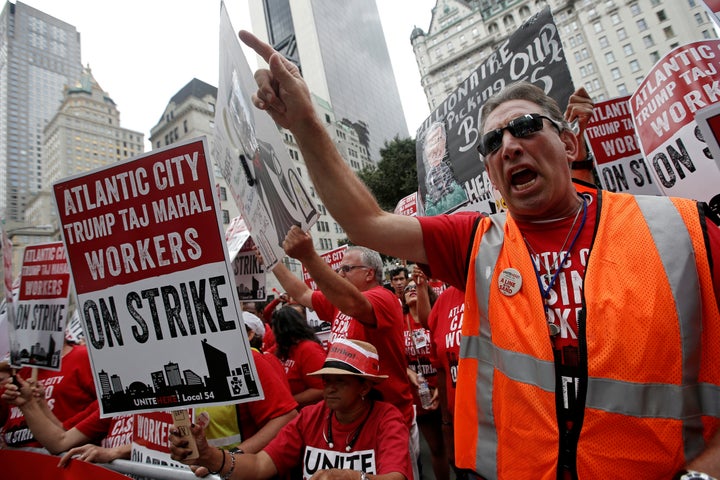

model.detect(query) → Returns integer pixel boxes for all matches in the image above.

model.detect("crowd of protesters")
[2,21,720,480]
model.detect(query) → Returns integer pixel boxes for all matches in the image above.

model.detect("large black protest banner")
[416,7,574,215]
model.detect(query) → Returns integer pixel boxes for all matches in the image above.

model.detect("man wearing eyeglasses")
[241,30,720,480]
[267,227,419,480]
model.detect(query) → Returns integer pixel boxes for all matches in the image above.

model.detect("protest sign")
[130,411,189,470]
[695,101,720,172]
[394,193,419,217]
[630,39,720,214]
[415,7,574,215]
[585,96,662,195]
[8,241,71,370]
[302,245,348,291]
[212,3,319,271]
[225,216,266,302]
[53,137,262,416]
[65,308,84,344]
[702,0,720,29]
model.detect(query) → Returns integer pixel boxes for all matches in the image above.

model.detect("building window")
[593,21,603,33]
[219,186,227,201]
[618,84,628,95]
[611,67,621,79]
[643,34,655,47]
[650,51,660,62]
[695,13,704,25]
[617,27,627,40]
[599,36,609,48]
[688,0,696,6]
[623,43,635,55]
[657,10,667,22]
[630,60,641,72]
[611,13,621,25]
[630,3,642,15]
[637,19,648,31]
[222,210,230,224]
[605,52,616,64]
[650,0,661,5]
[664,26,676,39]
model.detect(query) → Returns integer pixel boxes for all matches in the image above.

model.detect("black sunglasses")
[476,113,564,156]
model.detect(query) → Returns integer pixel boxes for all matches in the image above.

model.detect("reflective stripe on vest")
[461,196,716,475]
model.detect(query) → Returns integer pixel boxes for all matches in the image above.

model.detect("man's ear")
[560,128,579,162]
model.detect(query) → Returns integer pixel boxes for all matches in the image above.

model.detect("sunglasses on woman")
[476,113,564,156]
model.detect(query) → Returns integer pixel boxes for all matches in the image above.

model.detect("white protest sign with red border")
[630,40,720,206]
[225,216,266,302]
[212,5,318,271]
[585,96,662,195]
[53,137,262,417]
[394,193,419,217]
[9,242,70,371]
[302,245,348,291]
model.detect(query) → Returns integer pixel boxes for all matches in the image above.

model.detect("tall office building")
[411,0,717,113]
[27,65,144,228]
[248,0,409,162]
[0,1,82,222]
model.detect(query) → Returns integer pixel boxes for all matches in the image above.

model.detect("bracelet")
[208,448,226,475]
[222,449,237,480]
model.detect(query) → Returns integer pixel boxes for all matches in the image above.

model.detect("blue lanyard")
[529,198,588,322]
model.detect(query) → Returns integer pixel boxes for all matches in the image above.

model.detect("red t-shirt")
[312,287,414,427]
[236,350,298,439]
[264,400,411,479]
[1,344,97,448]
[427,286,465,419]
[279,340,326,396]
[420,191,720,431]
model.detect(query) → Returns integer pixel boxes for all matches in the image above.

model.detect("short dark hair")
[389,266,409,279]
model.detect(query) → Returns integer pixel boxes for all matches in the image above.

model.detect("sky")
[21,0,437,147]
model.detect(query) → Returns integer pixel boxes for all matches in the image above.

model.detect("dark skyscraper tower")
[0,2,81,221]
[249,0,408,162]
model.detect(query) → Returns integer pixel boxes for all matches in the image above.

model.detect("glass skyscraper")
[250,0,409,162]
[0,1,81,222]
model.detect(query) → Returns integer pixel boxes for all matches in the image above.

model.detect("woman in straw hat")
[170,338,410,480]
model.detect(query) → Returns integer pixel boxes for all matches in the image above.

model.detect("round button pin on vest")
[498,268,522,296]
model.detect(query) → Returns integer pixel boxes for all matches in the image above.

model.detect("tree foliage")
[357,136,418,212]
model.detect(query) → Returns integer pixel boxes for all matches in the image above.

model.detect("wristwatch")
[674,470,717,480]
[359,472,369,480]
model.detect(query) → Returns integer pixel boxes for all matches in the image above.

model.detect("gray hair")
[479,81,569,134]
[348,246,384,283]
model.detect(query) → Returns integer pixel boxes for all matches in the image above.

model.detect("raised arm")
[239,30,427,264]
[283,227,377,326]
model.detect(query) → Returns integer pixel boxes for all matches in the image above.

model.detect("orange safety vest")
[455,191,720,479]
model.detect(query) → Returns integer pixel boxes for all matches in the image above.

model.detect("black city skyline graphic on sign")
[98,338,259,413]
